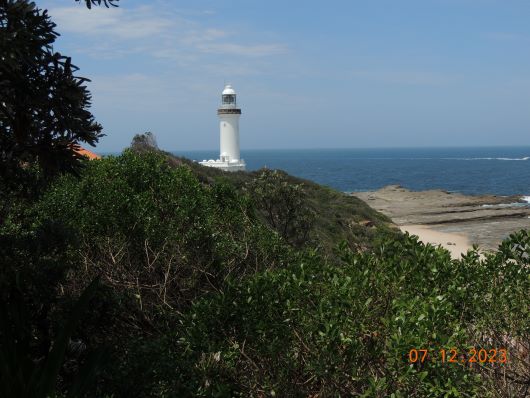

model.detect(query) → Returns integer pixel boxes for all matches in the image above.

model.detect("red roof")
[75,146,101,160]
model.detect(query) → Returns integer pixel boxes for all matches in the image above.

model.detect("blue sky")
[41,0,530,152]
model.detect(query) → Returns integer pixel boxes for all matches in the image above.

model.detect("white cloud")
[47,5,287,60]
[50,6,172,39]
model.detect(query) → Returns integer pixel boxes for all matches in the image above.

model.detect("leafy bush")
[114,233,528,397]
[246,169,315,247]
[35,150,291,325]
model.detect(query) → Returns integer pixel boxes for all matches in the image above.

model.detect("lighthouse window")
[222,94,235,104]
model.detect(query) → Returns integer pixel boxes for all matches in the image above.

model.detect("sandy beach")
[399,224,472,258]
[353,185,530,259]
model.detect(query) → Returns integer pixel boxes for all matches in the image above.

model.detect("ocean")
[172,147,530,197]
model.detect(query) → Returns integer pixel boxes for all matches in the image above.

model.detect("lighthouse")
[199,84,246,171]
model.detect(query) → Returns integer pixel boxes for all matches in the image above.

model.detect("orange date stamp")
[408,348,508,365]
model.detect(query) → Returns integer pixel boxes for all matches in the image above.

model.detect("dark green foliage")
[0,199,79,368]
[136,233,528,397]
[246,169,315,247]
[21,150,295,395]
[159,150,397,255]
[36,150,291,323]
[77,0,119,8]
[2,149,528,397]
[0,277,105,398]
[131,131,159,152]
[0,0,103,183]
[472,230,530,395]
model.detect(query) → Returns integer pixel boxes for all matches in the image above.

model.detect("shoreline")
[352,185,530,259]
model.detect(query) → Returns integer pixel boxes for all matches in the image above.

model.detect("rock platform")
[352,185,530,252]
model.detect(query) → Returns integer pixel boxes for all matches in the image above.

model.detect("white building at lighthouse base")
[199,157,246,171]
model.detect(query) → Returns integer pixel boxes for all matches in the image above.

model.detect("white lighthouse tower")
[199,84,246,171]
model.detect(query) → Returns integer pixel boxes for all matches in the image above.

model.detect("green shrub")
[116,232,529,397]
[246,169,315,247]
[35,150,291,323]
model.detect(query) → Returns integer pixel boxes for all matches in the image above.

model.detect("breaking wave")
[450,156,530,161]
[365,157,530,161]
[481,196,530,208]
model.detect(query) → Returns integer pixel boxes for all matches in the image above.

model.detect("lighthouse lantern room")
[199,84,246,172]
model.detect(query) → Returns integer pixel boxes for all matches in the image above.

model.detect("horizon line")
[95,144,530,154]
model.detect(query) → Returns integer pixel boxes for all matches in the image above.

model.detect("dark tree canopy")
[131,131,159,151]
[77,0,119,8]
[0,0,103,181]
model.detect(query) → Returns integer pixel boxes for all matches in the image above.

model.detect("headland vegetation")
[2,137,529,396]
